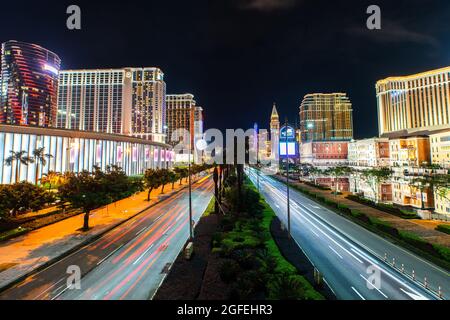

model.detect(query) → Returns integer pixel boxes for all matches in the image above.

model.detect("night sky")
[1,0,450,138]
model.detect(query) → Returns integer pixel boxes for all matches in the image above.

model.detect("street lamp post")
[256,129,260,191]
[285,119,291,239]
[188,119,194,241]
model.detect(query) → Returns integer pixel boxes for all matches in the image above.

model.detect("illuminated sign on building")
[43,63,59,75]
[280,126,297,157]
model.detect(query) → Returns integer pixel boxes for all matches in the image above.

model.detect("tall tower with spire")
[269,103,280,165]
[270,102,280,133]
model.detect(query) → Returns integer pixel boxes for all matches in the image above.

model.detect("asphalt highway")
[247,167,448,300]
[0,175,213,300]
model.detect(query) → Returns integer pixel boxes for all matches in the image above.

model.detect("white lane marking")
[310,228,320,238]
[360,274,388,299]
[310,204,321,209]
[351,286,366,300]
[135,226,147,236]
[249,171,437,298]
[51,285,69,300]
[97,243,125,266]
[350,247,431,299]
[162,225,171,235]
[275,204,280,208]
[291,205,364,264]
[133,244,155,265]
[33,277,66,300]
[328,245,343,259]
[350,248,379,266]
[251,172,363,264]
[400,288,429,300]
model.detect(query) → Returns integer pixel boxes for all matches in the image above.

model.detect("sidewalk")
[280,176,450,248]
[0,179,193,291]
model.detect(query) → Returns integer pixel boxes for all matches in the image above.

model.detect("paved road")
[0,175,213,300]
[247,167,449,300]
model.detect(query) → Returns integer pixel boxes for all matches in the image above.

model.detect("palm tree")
[32,147,53,185]
[412,174,449,210]
[361,167,392,203]
[4,151,34,183]
[309,167,323,186]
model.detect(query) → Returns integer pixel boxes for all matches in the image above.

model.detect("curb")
[0,183,192,294]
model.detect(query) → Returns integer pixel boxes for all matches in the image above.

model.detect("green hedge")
[436,224,450,235]
[260,199,323,299]
[346,195,419,219]
[248,180,323,299]
[0,227,29,242]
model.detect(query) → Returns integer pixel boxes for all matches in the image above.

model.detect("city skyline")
[2,0,450,137]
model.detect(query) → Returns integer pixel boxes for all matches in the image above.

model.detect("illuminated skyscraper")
[166,93,203,146]
[376,67,450,137]
[0,40,61,127]
[57,68,166,142]
[299,93,353,143]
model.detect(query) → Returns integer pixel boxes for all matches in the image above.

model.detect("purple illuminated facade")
[0,40,61,127]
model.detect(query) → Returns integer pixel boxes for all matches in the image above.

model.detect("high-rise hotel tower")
[376,67,450,137]
[299,93,353,143]
[0,40,61,127]
[57,68,166,142]
[166,93,203,146]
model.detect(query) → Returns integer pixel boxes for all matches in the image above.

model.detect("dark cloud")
[347,19,439,47]
[236,0,300,11]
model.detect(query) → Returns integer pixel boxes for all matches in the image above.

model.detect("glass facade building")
[57,68,166,143]
[0,40,61,127]
[0,124,173,184]
[376,66,450,137]
[166,94,203,146]
[299,93,354,143]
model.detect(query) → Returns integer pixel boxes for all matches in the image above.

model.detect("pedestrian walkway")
[280,176,450,248]
[0,179,193,291]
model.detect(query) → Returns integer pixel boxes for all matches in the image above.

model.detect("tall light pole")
[255,123,260,191]
[284,119,291,239]
[188,106,194,241]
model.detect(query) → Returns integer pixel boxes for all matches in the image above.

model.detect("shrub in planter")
[219,260,241,283]
[350,210,371,224]
[257,249,278,274]
[399,232,436,256]
[267,273,307,300]
[433,244,450,262]
[337,204,351,215]
[238,269,266,294]
[220,216,235,232]
[211,232,223,248]
[316,195,325,203]
[325,199,338,208]
[231,249,258,270]
[369,218,399,237]
[436,224,450,235]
